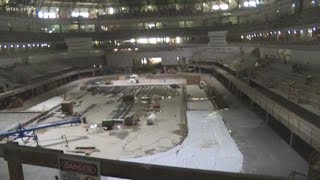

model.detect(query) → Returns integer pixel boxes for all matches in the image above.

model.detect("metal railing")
[189,63,320,151]
[213,65,320,151]
[0,142,289,180]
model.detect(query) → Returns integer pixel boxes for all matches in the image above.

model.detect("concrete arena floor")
[203,75,309,177]
[0,77,186,180]
[0,75,309,179]
[22,83,184,160]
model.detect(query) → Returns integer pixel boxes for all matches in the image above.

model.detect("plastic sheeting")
[125,110,243,172]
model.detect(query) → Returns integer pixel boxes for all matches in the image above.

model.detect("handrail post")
[3,142,24,180]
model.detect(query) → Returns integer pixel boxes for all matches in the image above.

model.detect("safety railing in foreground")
[0,142,289,180]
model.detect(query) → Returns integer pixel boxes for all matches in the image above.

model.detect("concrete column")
[31,88,35,97]
[266,112,269,124]
[290,131,294,146]
[77,23,80,32]
[59,24,62,33]
[6,143,24,180]
[7,157,24,180]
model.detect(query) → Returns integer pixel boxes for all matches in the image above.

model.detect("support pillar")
[266,112,269,124]
[4,143,24,180]
[59,24,62,33]
[7,158,24,180]
[290,131,294,146]
[77,22,80,32]
[31,88,35,97]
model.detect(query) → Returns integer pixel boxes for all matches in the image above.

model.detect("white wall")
[234,44,320,70]
[0,15,44,32]
[258,47,320,65]
[106,48,196,67]
[0,57,22,66]
[106,53,134,67]
[0,51,105,67]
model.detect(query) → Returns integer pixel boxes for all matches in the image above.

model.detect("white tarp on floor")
[26,96,64,112]
[124,110,243,172]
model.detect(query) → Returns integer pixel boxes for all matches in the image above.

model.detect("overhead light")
[212,5,220,10]
[137,38,148,44]
[175,37,182,44]
[109,7,114,15]
[163,37,170,43]
[219,4,229,10]
[249,1,256,7]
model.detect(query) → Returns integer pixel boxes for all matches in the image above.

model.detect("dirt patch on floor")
[36,129,47,134]
[109,130,130,140]
[144,148,155,155]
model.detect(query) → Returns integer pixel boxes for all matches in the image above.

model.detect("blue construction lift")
[0,116,82,145]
